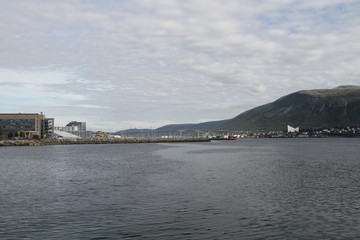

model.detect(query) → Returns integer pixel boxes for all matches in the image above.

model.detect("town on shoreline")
[1,113,359,147]
[1,128,359,147]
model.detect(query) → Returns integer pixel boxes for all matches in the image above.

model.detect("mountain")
[113,86,360,133]
[113,128,152,134]
[156,119,230,131]
[217,85,360,131]
[112,128,151,135]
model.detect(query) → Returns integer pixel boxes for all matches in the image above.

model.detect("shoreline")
[1,136,358,147]
[0,138,210,147]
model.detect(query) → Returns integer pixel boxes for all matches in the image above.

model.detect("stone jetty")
[0,137,210,147]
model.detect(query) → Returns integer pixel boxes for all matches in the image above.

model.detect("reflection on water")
[0,139,359,239]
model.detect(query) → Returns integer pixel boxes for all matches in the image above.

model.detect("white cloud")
[0,68,70,85]
[77,104,112,109]
[0,68,87,108]
[0,0,359,130]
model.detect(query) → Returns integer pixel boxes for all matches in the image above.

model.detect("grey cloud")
[0,0,359,129]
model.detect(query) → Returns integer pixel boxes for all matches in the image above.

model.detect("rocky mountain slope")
[217,86,360,131]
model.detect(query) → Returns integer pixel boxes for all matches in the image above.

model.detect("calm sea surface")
[0,138,359,239]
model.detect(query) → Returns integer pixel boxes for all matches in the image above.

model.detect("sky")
[0,0,359,131]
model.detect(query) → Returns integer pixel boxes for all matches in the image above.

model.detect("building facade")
[66,121,86,132]
[65,121,90,138]
[44,118,55,136]
[0,113,54,139]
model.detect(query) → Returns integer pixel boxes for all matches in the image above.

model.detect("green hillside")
[156,119,229,131]
[217,86,360,131]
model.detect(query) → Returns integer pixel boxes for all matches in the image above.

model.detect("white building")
[287,125,299,133]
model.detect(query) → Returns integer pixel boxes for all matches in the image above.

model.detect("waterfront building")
[66,121,86,132]
[44,118,54,136]
[287,125,299,133]
[66,121,88,138]
[54,126,79,132]
[0,113,54,139]
[54,121,92,138]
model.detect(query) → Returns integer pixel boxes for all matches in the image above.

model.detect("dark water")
[0,139,359,239]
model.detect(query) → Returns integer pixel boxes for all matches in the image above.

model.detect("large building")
[66,121,86,132]
[55,121,91,138]
[44,118,54,135]
[0,113,54,139]
[287,125,299,133]
[65,121,89,138]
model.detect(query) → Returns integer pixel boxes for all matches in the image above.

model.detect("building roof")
[66,121,85,126]
[0,113,42,115]
[53,131,81,139]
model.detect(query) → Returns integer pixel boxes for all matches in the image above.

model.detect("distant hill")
[112,128,152,135]
[217,85,360,131]
[156,119,230,131]
[112,120,230,134]
[113,86,360,133]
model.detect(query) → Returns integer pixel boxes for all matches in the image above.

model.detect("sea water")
[1,138,359,239]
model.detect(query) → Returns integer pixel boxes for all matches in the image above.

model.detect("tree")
[8,132,13,139]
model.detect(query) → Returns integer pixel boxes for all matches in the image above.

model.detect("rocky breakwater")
[0,140,42,147]
[0,137,210,147]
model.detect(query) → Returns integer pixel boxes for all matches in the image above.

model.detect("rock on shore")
[0,138,210,147]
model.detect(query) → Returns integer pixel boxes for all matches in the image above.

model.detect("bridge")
[114,129,235,138]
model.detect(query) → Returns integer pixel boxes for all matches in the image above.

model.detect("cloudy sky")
[1,0,359,131]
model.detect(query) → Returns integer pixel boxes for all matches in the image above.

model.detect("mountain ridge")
[156,119,229,131]
[218,85,360,131]
[113,86,360,133]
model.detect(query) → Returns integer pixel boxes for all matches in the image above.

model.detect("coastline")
[0,138,210,147]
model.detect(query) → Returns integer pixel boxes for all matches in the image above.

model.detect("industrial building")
[0,113,54,139]
[54,121,91,138]
[65,121,91,138]
[66,121,86,132]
